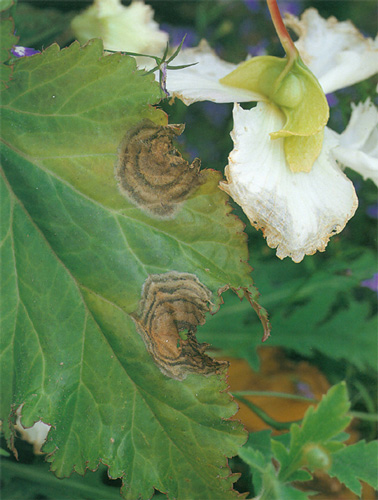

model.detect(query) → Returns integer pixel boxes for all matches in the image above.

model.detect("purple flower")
[244,0,260,13]
[279,1,302,16]
[240,18,255,37]
[366,203,378,219]
[326,93,339,108]
[248,39,269,57]
[160,25,197,49]
[201,101,229,127]
[262,1,302,20]
[11,46,40,58]
[296,381,315,399]
[361,273,378,295]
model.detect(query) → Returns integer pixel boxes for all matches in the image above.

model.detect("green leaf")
[243,430,273,462]
[0,39,259,499]
[239,431,312,497]
[1,41,253,303]
[238,445,308,500]
[238,448,268,495]
[329,440,378,495]
[239,388,373,499]
[199,251,377,372]
[239,446,268,471]
[259,463,309,500]
[275,382,351,482]
[238,431,273,495]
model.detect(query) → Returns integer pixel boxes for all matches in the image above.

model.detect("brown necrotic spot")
[115,121,201,217]
[133,271,228,380]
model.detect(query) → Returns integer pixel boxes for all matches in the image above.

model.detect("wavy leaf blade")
[0,39,253,499]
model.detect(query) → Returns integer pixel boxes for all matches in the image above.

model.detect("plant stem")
[234,395,303,431]
[232,390,317,403]
[348,411,378,422]
[266,0,298,62]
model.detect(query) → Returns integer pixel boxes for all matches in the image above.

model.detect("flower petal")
[71,0,168,66]
[331,99,378,186]
[361,273,378,295]
[11,46,40,58]
[220,103,358,263]
[285,8,378,94]
[166,40,264,104]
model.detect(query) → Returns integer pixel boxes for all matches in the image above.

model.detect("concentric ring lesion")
[132,271,228,380]
[115,121,201,218]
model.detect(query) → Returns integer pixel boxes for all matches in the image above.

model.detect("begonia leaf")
[0,39,264,499]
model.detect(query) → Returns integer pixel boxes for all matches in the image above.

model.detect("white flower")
[166,9,378,104]
[285,8,378,94]
[330,99,378,187]
[164,9,377,261]
[71,0,168,68]
[220,104,358,263]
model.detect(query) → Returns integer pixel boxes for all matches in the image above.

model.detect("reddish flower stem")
[266,0,298,61]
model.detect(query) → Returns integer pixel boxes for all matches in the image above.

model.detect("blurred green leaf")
[1,460,122,500]
[243,429,273,462]
[13,3,74,50]
[238,384,374,498]
[329,440,378,495]
[274,382,350,482]
[199,251,377,372]
[0,0,14,12]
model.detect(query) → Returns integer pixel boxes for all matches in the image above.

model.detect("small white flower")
[331,99,378,187]
[220,104,358,263]
[71,0,168,67]
[285,8,378,94]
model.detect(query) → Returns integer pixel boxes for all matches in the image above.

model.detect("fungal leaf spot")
[115,121,201,217]
[133,272,228,380]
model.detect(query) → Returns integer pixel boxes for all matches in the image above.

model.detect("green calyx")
[220,54,329,173]
[302,444,331,471]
